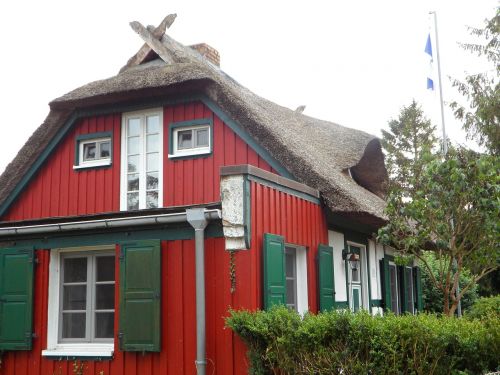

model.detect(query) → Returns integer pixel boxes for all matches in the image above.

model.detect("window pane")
[127,174,139,192]
[62,313,86,339]
[63,285,87,310]
[96,284,115,310]
[177,130,192,149]
[286,279,296,306]
[195,128,209,147]
[95,312,114,339]
[63,258,87,283]
[285,252,295,277]
[147,172,159,190]
[390,266,399,314]
[83,143,96,161]
[127,155,139,173]
[127,136,140,155]
[146,115,160,134]
[146,134,159,153]
[351,267,360,283]
[97,256,115,282]
[406,268,414,312]
[127,192,139,210]
[147,153,159,172]
[127,118,141,136]
[146,191,158,209]
[100,141,111,158]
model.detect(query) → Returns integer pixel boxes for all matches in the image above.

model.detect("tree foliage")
[379,149,500,316]
[381,100,437,196]
[450,9,500,155]
[420,251,478,313]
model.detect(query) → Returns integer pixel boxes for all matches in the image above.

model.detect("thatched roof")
[0,29,388,228]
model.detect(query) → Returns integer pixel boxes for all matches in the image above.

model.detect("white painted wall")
[368,239,380,301]
[295,246,309,315]
[328,230,347,302]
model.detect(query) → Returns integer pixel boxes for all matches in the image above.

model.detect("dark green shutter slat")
[414,266,423,312]
[119,240,161,352]
[380,258,391,312]
[317,244,335,311]
[0,248,34,351]
[263,233,286,309]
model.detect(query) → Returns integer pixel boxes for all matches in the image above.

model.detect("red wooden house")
[0,15,422,375]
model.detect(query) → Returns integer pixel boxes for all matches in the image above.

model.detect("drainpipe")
[186,208,208,375]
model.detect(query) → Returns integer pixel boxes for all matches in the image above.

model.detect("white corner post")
[186,208,208,375]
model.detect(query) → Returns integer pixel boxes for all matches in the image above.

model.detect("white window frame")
[73,137,112,170]
[169,125,211,158]
[284,244,309,315]
[42,245,115,358]
[346,241,370,311]
[120,108,164,211]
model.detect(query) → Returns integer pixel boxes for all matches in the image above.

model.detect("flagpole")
[429,11,462,317]
[430,11,448,155]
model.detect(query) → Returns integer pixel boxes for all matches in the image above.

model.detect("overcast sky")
[0,0,497,175]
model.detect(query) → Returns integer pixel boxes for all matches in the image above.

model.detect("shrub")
[466,295,500,320]
[226,306,500,375]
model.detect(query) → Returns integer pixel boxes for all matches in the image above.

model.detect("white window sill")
[42,344,114,358]
[73,160,112,170]
[168,149,210,158]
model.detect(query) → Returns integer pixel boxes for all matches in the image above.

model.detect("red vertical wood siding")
[3,114,122,221]
[2,102,275,221]
[0,181,327,375]
[244,181,329,314]
[0,238,246,375]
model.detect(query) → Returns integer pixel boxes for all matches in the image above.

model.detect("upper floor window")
[121,109,163,210]
[168,119,213,158]
[74,133,112,169]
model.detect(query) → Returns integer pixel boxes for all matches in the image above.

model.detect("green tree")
[420,251,478,313]
[381,100,437,196]
[450,9,500,155]
[379,149,500,316]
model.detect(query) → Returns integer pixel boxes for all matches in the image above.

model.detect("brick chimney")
[189,43,220,67]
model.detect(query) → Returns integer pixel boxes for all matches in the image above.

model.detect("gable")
[1,99,287,222]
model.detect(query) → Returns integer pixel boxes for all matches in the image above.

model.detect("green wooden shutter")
[0,248,35,351]
[379,258,392,312]
[119,240,161,352]
[317,244,335,311]
[263,233,286,309]
[413,266,423,312]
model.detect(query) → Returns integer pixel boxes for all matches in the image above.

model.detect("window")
[43,246,115,357]
[121,109,163,211]
[284,244,308,314]
[263,234,308,315]
[405,266,415,314]
[169,119,212,158]
[74,133,112,169]
[285,247,298,310]
[389,262,400,314]
[60,253,115,343]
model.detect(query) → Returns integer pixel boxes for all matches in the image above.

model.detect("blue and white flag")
[425,33,434,90]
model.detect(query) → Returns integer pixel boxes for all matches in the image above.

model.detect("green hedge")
[226,306,500,375]
[466,295,500,320]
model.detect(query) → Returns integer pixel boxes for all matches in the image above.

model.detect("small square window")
[169,122,211,158]
[75,134,112,169]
